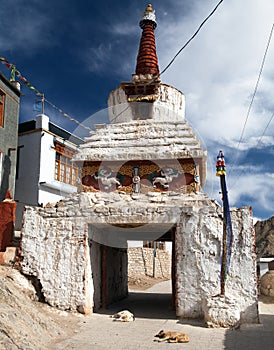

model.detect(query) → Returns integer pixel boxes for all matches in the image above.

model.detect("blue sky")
[1,0,274,220]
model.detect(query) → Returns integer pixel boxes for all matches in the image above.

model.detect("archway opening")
[88,223,177,319]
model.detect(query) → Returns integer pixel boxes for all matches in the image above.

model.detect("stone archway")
[88,223,176,312]
[19,192,258,325]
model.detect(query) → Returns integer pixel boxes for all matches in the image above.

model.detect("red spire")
[135,4,159,76]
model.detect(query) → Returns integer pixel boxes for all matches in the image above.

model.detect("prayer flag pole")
[216,150,233,296]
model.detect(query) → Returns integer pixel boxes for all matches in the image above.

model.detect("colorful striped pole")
[216,150,233,295]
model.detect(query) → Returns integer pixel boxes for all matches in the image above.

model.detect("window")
[54,143,78,186]
[16,145,24,180]
[0,89,5,127]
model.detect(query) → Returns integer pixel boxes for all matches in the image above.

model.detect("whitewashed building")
[15,114,83,229]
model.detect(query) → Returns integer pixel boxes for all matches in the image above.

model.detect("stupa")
[74,4,207,196]
[19,5,258,326]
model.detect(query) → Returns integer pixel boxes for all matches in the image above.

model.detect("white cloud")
[156,0,274,148]
[0,1,57,52]
[228,172,274,211]
[111,23,137,36]
[226,135,274,151]
[85,43,113,73]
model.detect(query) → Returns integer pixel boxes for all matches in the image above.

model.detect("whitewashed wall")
[19,192,258,324]
[108,84,185,124]
[176,206,258,324]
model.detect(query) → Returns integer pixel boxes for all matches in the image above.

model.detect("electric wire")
[229,23,274,175]
[257,111,274,147]
[228,110,274,190]
[160,0,224,76]
[1,0,225,130]
[111,0,225,124]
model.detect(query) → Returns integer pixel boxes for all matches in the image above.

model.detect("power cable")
[160,0,224,76]
[1,1,225,129]
[111,0,225,123]
[228,110,274,189]
[229,23,274,175]
[257,111,274,147]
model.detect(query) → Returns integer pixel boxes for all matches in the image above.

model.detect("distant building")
[15,114,83,228]
[0,73,21,201]
[259,257,274,276]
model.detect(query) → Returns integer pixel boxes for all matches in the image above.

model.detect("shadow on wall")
[0,155,11,201]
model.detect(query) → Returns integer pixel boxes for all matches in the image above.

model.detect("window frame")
[54,142,78,186]
[0,88,6,127]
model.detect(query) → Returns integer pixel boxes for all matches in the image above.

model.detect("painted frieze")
[81,159,199,194]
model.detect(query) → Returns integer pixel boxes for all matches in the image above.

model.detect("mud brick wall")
[0,198,16,252]
[128,247,171,278]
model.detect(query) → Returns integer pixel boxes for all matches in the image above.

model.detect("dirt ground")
[1,265,274,350]
[51,281,274,350]
[128,273,169,290]
[0,265,168,350]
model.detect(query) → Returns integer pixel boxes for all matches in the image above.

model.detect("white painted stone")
[35,114,49,130]
[108,84,185,124]
[175,205,258,324]
[74,120,205,162]
[19,191,258,324]
[203,295,241,328]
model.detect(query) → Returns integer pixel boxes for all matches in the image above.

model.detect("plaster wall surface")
[176,206,258,324]
[75,120,205,163]
[20,209,92,313]
[19,191,258,324]
[38,129,56,184]
[108,84,185,124]
[15,132,41,205]
[38,182,77,207]
[15,131,41,228]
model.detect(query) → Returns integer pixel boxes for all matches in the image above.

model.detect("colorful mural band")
[81,160,198,194]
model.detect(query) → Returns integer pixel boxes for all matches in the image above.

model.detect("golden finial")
[140,3,157,29]
[146,4,153,12]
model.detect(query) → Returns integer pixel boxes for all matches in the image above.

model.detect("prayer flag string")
[0,57,92,132]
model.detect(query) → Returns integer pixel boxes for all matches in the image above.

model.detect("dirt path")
[50,282,274,350]
[2,265,273,349]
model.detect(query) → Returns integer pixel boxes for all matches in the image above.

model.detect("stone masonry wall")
[128,247,171,278]
[19,191,258,323]
[20,207,92,314]
[176,205,258,324]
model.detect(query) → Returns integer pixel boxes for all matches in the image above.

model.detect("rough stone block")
[203,295,241,328]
